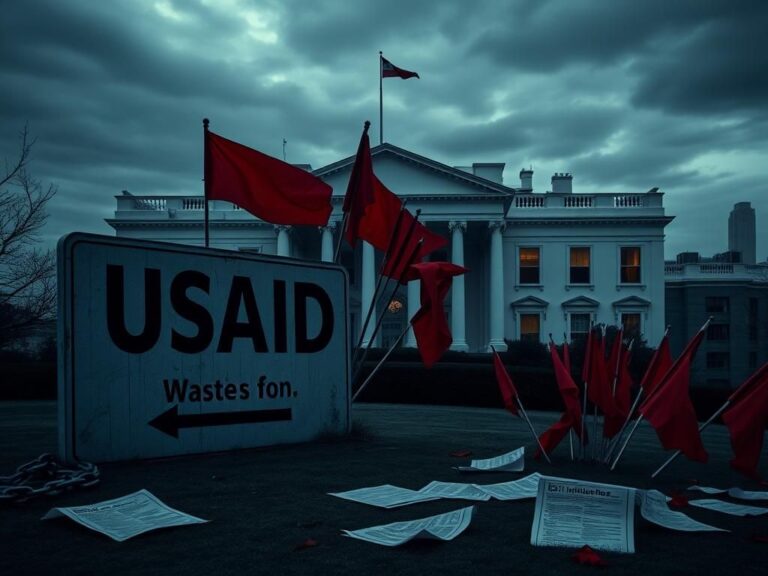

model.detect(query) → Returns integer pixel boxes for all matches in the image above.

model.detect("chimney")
[519,168,533,191]
[472,162,504,184]
[551,173,572,194]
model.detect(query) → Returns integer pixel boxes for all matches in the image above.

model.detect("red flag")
[381,56,420,79]
[638,328,708,462]
[640,333,673,396]
[205,130,332,226]
[722,362,768,478]
[537,343,585,457]
[581,326,593,384]
[493,350,519,416]
[360,176,447,279]
[604,343,634,439]
[562,340,571,376]
[587,329,618,418]
[406,262,466,368]
[342,122,377,246]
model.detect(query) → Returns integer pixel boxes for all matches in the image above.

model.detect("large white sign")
[58,233,349,462]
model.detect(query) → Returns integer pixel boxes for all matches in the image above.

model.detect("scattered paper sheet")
[640,490,727,532]
[343,506,475,547]
[688,499,768,517]
[455,447,525,473]
[418,481,492,501]
[687,485,727,495]
[530,477,636,553]
[476,472,542,501]
[329,484,440,508]
[688,486,768,501]
[41,489,208,542]
[728,487,768,501]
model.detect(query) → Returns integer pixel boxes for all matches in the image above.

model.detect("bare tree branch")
[0,126,57,349]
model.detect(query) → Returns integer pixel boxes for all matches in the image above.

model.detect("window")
[569,313,591,343]
[706,352,729,369]
[620,247,641,283]
[519,247,540,284]
[705,297,728,314]
[707,323,730,341]
[621,313,641,338]
[749,298,758,341]
[520,314,540,342]
[569,247,590,284]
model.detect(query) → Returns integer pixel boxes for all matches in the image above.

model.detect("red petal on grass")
[294,538,319,551]
[572,545,607,566]
[450,450,473,458]
[669,494,689,509]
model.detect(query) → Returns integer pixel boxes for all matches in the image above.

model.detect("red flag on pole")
[493,350,519,416]
[640,334,673,396]
[362,177,447,278]
[205,130,332,226]
[537,344,586,457]
[722,362,768,478]
[381,56,420,79]
[638,328,708,462]
[343,122,377,246]
[406,262,466,368]
[604,343,634,439]
[587,329,618,417]
[562,340,571,376]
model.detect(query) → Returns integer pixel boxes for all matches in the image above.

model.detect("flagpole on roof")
[203,118,210,248]
[379,51,384,145]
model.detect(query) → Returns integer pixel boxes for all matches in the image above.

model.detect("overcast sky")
[1,0,766,260]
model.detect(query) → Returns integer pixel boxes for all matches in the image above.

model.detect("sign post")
[58,233,349,462]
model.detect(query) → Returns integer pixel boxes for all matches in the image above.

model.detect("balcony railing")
[665,262,768,280]
[514,193,661,210]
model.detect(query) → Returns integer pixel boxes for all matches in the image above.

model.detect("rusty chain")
[0,453,100,504]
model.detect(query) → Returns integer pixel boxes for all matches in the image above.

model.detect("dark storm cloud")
[0,0,766,258]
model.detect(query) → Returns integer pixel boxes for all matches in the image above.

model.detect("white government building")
[107,143,672,352]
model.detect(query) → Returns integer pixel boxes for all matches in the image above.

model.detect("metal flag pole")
[650,401,732,478]
[333,212,348,264]
[517,397,552,465]
[379,51,384,145]
[282,138,287,161]
[202,118,210,248]
[351,239,423,386]
[352,320,412,403]
[351,205,414,370]
[562,333,575,461]
[609,416,642,471]
[580,381,588,461]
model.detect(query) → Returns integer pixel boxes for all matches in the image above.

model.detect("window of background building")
[621,313,641,337]
[620,247,641,283]
[569,313,591,342]
[520,314,540,342]
[519,247,540,284]
[749,298,758,341]
[569,247,591,284]
[706,352,730,369]
[705,297,729,314]
[707,323,730,341]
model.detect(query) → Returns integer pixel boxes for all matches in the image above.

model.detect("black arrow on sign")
[149,405,292,438]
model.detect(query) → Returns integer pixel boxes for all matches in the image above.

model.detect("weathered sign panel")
[58,233,349,462]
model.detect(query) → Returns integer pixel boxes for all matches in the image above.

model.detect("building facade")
[107,143,672,352]
[665,259,768,389]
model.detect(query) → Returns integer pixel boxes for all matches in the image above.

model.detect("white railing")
[664,262,768,280]
[563,195,593,208]
[516,196,545,208]
[134,198,166,210]
[700,263,734,274]
[665,264,684,275]
[182,198,206,210]
[614,195,644,207]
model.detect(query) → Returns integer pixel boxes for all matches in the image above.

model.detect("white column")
[275,225,291,257]
[405,279,420,347]
[488,221,507,351]
[449,220,468,351]
[320,223,335,262]
[361,241,377,346]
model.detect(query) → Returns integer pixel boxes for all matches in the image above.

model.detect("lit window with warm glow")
[519,247,540,284]
[620,247,641,283]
